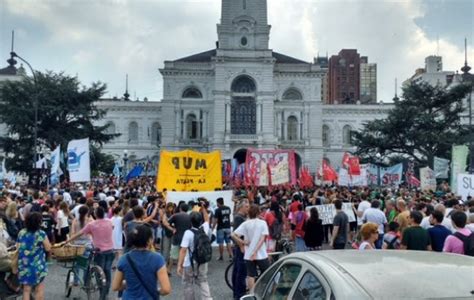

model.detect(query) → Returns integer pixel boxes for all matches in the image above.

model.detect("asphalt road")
[42,249,233,300]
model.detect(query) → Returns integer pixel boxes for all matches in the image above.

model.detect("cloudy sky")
[0,0,472,102]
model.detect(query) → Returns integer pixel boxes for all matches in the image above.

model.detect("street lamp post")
[123,150,128,179]
[375,152,382,186]
[9,51,38,167]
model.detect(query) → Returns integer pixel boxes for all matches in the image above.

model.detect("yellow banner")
[156,150,222,192]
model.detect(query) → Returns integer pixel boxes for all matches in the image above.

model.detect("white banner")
[338,164,368,187]
[420,167,436,191]
[457,173,474,201]
[259,161,269,186]
[166,190,234,214]
[270,160,290,185]
[50,146,60,175]
[434,157,450,179]
[306,203,356,225]
[67,138,90,182]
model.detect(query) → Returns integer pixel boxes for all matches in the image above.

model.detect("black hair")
[126,224,153,249]
[388,221,399,232]
[410,210,423,224]
[41,205,49,213]
[190,211,203,228]
[95,206,105,219]
[451,211,467,228]
[270,201,282,222]
[79,196,87,204]
[132,206,145,219]
[113,207,122,215]
[180,203,189,213]
[216,197,224,205]
[25,212,43,232]
[334,200,343,210]
[130,199,139,208]
[79,205,89,228]
[98,200,108,211]
[309,207,319,222]
[431,210,444,224]
[371,200,380,209]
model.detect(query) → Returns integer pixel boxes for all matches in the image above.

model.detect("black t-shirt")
[233,213,246,231]
[41,213,55,233]
[168,212,192,246]
[215,206,231,230]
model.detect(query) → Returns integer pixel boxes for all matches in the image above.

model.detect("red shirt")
[290,201,301,214]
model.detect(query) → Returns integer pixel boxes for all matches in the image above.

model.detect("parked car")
[241,250,474,300]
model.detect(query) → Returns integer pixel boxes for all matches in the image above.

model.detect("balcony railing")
[228,134,259,141]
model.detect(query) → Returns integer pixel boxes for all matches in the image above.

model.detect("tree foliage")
[0,71,119,172]
[353,81,471,166]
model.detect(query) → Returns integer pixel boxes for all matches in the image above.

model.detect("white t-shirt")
[233,218,269,261]
[57,210,69,229]
[362,208,387,234]
[63,192,72,206]
[111,216,123,250]
[180,222,211,268]
[357,201,371,226]
[72,204,84,220]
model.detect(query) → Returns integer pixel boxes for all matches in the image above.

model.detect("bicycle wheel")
[86,266,106,300]
[65,269,74,298]
[225,261,234,290]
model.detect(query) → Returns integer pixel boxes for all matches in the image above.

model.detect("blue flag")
[126,165,144,182]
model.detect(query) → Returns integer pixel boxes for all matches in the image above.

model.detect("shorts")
[245,259,270,278]
[216,228,232,244]
[349,221,357,232]
[170,244,180,260]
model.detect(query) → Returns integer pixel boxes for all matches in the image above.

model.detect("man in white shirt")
[231,204,270,290]
[362,200,387,249]
[62,189,73,206]
[178,209,212,300]
[357,196,371,227]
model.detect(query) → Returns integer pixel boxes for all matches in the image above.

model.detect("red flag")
[407,174,421,187]
[298,166,314,189]
[348,157,361,175]
[322,160,338,181]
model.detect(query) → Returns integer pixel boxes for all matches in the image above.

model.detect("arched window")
[128,122,138,144]
[105,122,115,135]
[287,116,298,140]
[282,88,303,101]
[186,114,199,140]
[231,75,256,93]
[323,125,330,147]
[182,87,202,99]
[343,125,352,146]
[151,122,161,146]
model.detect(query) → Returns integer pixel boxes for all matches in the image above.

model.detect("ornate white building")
[1,0,394,172]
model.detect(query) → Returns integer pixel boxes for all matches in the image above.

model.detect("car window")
[263,263,302,300]
[254,261,282,297]
[293,271,327,300]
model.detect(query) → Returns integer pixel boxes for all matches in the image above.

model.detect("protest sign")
[246,149,296,186]
[420,167,436,191]
[380,163,403,186]
[166,190,234,214]
[338,164,368,187]
[457,173,474,201]
[434,157,449,179]
[451,145,469,191]
[306,203,356,225]
[157,150,222,192]
[67,138,90,182]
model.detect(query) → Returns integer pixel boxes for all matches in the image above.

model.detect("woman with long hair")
[264,201,284,253]
[303,207,324,250]
[56,201,70,243]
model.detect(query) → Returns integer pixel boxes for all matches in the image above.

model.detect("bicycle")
[62,248,106,300]
[225,238,293,290]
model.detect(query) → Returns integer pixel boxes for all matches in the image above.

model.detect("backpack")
[190,227,212,266]
[453,232,474,256]
[30,202,42,213]
[269,218,283,240]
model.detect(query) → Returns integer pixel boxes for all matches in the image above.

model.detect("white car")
[241,250,474,300]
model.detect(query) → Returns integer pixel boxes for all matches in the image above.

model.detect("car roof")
[287,250,474,299]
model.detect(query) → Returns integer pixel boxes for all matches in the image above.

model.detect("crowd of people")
[0,177,472,300]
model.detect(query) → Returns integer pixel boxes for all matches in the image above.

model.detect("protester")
[401,211,431,251]
[428,210,451,252]
[330,200,349,250]
[177,209,212,300]
[359,223,379,250]
[55,201,70,243]
[264,201,284,253]
[111,206,123,263]
[383,222,400,249]
[16,212,51,300]
[443,211,473,255]
[161,202,175,275]
[232,204,269,290]
[293,204,307,252]
[213,197,233,261]
[361,200,387,249]
[231,199,249,300]
[112,224,171,299]
[303,207,324,250]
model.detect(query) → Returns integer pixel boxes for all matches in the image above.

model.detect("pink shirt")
[443,228,471,255]
[81,219,114,252]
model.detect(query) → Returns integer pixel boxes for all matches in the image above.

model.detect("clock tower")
[217,0,271,50]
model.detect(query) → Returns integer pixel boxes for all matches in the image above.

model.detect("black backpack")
[30,202,42,213]
[269,218,283,240]
[453,232,474,257]
[190,227,212,266]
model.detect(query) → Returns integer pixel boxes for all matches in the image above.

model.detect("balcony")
[280,139,306,146]
[227,134,259,142]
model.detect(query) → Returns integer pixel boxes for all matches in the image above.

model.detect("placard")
[306,203,356,225]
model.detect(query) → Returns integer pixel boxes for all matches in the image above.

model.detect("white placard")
[457,173,474,201]
[67,138,90,182]
[166,190,234,214]
[306,203,356,225]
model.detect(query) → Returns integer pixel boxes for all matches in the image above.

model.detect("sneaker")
[218,256,223,261]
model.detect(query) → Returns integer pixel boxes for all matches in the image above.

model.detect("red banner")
[245,149,297,187]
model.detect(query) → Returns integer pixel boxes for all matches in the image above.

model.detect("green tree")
[0,71,119,172]
[353,81,471,167]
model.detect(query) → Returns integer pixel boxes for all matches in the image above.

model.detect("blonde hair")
[360,223,379,241]
[6,202,18,219]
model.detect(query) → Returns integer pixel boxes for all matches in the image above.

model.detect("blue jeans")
[295,236,307,252]
[375,234,384,249]
[94,250,114,300]
[232,247,246,300]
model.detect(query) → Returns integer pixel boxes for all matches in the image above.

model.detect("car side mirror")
[240,295,257,300]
